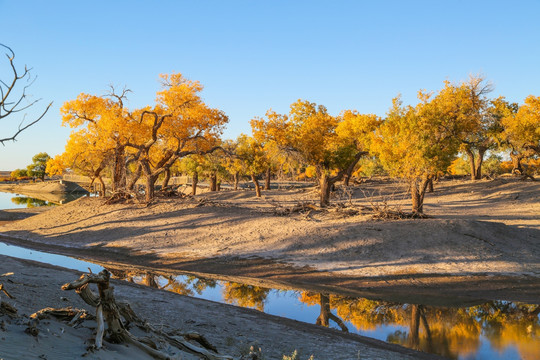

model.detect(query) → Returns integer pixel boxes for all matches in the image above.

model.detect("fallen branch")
[0,283,15,300]
[0,300,17,317]
[30,307,92,321]
[104,191,138,205]
[273,202,319,216]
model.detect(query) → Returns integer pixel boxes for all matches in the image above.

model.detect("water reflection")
[0,241,537,360]
[300,292,348,332]
[0,191,86,209]
[11,196,55,208]
[223,283,270,311]
[107,269,218,297]
[117,271,539,360]
[298,293,539,360]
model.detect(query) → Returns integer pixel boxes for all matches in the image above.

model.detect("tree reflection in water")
[108,270,218,297]
[222,283,270,311]
[299,292,348,332]
[11,196,53,207]
[297,292,540,360]
[105,269,539,359]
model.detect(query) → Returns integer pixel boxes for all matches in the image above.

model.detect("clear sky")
[1,0,539,170]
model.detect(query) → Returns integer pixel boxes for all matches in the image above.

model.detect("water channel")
[0,241,538,360]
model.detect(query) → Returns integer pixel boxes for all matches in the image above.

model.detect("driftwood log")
[62,269,233,360]
[0,283,14,301]
[0,281,17,318]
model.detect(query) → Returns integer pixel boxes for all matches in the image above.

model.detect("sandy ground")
[0,255,437,360]
[0,177,539,304]
[0,177,539,359]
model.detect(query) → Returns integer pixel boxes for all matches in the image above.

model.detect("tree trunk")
[467,149,478,180]
[127,164,142,191]
[427,178,434,193]
[264,167,271,190]
[419,307,433,353]
[251,174,261,197]
[216,181,221,191]
[316,293,330,327]
[467,148,486,180]
[89,177,96,193]
[408,305,421,350]
[143,273,159,288]
[411,182,422,214]
[192,171,198,195]
[209,173,217,192]
[161,169,171,189]
[144,174,157,202]
[410,177,430,214]
[233,172,239,190]
[343,174,351,187]
[343,151,367,187]
[319,173,332,207]
[112,144,126,192]
[98,176,106,197]
[474,148,486,180]
[510,152,524,175]
[315,293,348,332]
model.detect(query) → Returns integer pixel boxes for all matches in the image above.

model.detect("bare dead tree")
[0,44,52,145]
[62,270,233,359]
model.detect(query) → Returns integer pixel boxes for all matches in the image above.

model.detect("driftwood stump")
[62,269,233,360]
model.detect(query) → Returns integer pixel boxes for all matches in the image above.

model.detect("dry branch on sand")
[104,191,138,205]
[60,269,234,359]
[272,201,319,216]
[0,269,243,359]
[268,198,428,221]
[0,272,16,314]
[0,281,17,318]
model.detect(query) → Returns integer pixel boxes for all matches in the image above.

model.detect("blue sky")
[1,0,539,170]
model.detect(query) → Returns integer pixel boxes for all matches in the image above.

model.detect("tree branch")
[0,101,52,145]
[0,44,51,145]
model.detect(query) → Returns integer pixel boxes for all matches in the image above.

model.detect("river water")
[0,190,87,208]
[0,241,538,360]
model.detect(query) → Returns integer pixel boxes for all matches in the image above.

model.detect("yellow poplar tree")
[502,95,540,176]
[234,134,269,197]
[252,100,372,207]
[335,110,381,185]
[61,89,130,192]
[372,96,461,214]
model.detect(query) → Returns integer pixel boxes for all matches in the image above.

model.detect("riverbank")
[0,254,438,359]
[1,177,539,304]
[0,180,88,196]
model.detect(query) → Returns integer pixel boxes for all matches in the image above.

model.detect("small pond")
[0,241,538,360]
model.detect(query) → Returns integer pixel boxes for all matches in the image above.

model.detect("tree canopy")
[53,73,228,201]
[26,152,51,181]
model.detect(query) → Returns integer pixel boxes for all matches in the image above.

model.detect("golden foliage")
[222,282,269,311]
[57,73,228,199]
[503,95,540,156]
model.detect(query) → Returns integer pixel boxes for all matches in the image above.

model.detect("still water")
[0,191,84,209]
[0,241,537,360]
